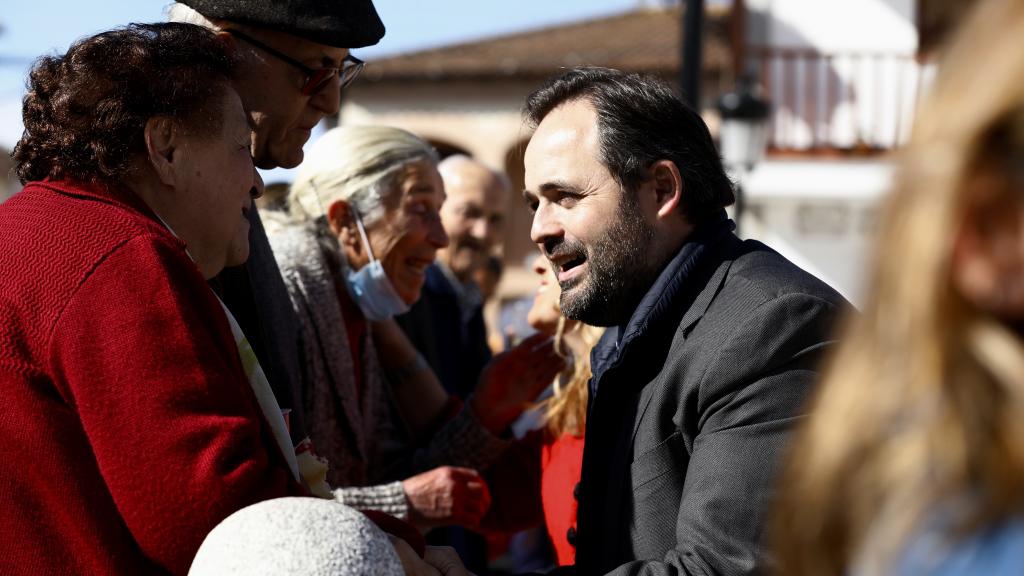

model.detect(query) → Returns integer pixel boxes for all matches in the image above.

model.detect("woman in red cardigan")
[484,255,603,566]
[0,24,305,575]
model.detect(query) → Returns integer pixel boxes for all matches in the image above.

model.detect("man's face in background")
[438,157,509,283]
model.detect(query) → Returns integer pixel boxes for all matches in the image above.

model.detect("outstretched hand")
[470,332,567,434]
[402,466,492,530]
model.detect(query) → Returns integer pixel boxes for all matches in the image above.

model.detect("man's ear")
[647,159,683,220]
[144,117,178,187]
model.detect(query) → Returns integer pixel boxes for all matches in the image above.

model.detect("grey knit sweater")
[265,214,508,518]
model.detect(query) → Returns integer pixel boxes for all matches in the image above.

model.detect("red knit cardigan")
[0,180,304,575]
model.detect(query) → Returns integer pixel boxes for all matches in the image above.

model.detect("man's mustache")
[543,238,588,273]
[453,236,485,253]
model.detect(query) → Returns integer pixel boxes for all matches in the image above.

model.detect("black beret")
[180,0,385,48]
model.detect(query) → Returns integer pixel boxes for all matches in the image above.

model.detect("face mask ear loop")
[309,179,376,264]
[352,209,377,263]
[308,178,331,224]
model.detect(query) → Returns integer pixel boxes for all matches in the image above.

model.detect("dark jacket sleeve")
[606,292,839,576]
[461,306,493,398]
[214,206,309,446]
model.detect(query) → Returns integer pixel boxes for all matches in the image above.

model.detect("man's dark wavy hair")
[14,22,235,185]
[524,67,735,223]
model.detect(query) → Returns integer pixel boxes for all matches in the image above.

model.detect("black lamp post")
[716,76,770,233]
[681,0,705,109]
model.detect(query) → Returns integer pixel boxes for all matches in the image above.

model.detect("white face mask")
[343,210,410,321]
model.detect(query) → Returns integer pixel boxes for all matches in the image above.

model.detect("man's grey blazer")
[567,227,846,576]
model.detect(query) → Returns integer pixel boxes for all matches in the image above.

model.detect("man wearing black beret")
[166,3,471,574]
[167,0,382,454]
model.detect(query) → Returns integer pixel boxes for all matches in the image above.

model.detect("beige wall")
[342,80,537,166]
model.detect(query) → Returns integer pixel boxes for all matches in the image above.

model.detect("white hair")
[290,125,439,227]
[165,3,218,28]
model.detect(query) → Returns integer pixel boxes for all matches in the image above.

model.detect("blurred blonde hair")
[536,316,604,438]
[289,125,438,227]
[773,1,1024,574]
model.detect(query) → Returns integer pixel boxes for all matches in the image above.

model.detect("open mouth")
[555,253,587,284]
[560,255,586,274]
[406,258,433,276]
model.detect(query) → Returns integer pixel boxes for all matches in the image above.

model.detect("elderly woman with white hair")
[265,125,564,531]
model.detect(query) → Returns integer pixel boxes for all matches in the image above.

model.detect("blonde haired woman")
[773,0,1024,574]
[484,254,603,566]
[266,125,563,532]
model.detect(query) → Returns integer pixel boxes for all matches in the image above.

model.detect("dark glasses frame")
[225,29,364,95]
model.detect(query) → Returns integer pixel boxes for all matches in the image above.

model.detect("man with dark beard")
[519,67,847,575]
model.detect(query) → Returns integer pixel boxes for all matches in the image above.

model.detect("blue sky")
[0,0,655,156]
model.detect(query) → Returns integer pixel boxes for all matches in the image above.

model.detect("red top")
[540,432,585,565]
[483,429,585,566]
[0,181,304,575]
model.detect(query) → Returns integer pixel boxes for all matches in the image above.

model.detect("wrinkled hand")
[388,534,441,576]
[424,546,475,576]
[470,332,567,433]
[402,466,491,530]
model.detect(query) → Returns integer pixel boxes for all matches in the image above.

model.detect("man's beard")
[554,193,658,327]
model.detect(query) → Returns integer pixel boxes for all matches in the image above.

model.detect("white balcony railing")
[747,47,936,153]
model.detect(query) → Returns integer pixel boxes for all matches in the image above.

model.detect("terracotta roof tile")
[361,5,732,82]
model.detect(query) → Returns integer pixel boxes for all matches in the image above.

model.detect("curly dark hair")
[14,22,236,184]
[524,67,735,224]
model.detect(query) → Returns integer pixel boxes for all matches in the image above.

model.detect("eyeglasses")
[225,29,364,95]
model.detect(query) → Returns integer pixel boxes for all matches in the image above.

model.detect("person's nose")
[530,253,548,277]
[250,167,265,200]
[429,214,450,249]
[309,76,342,116]
[471,217,490,243]
[530,201,562,250]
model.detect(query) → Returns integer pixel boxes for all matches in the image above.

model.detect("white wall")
[740,159,895,306]
[747,0,917,53]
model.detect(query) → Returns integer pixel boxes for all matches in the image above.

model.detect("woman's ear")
[327,199,358,247]
[144,117,178,187]
[647,159,683,220]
